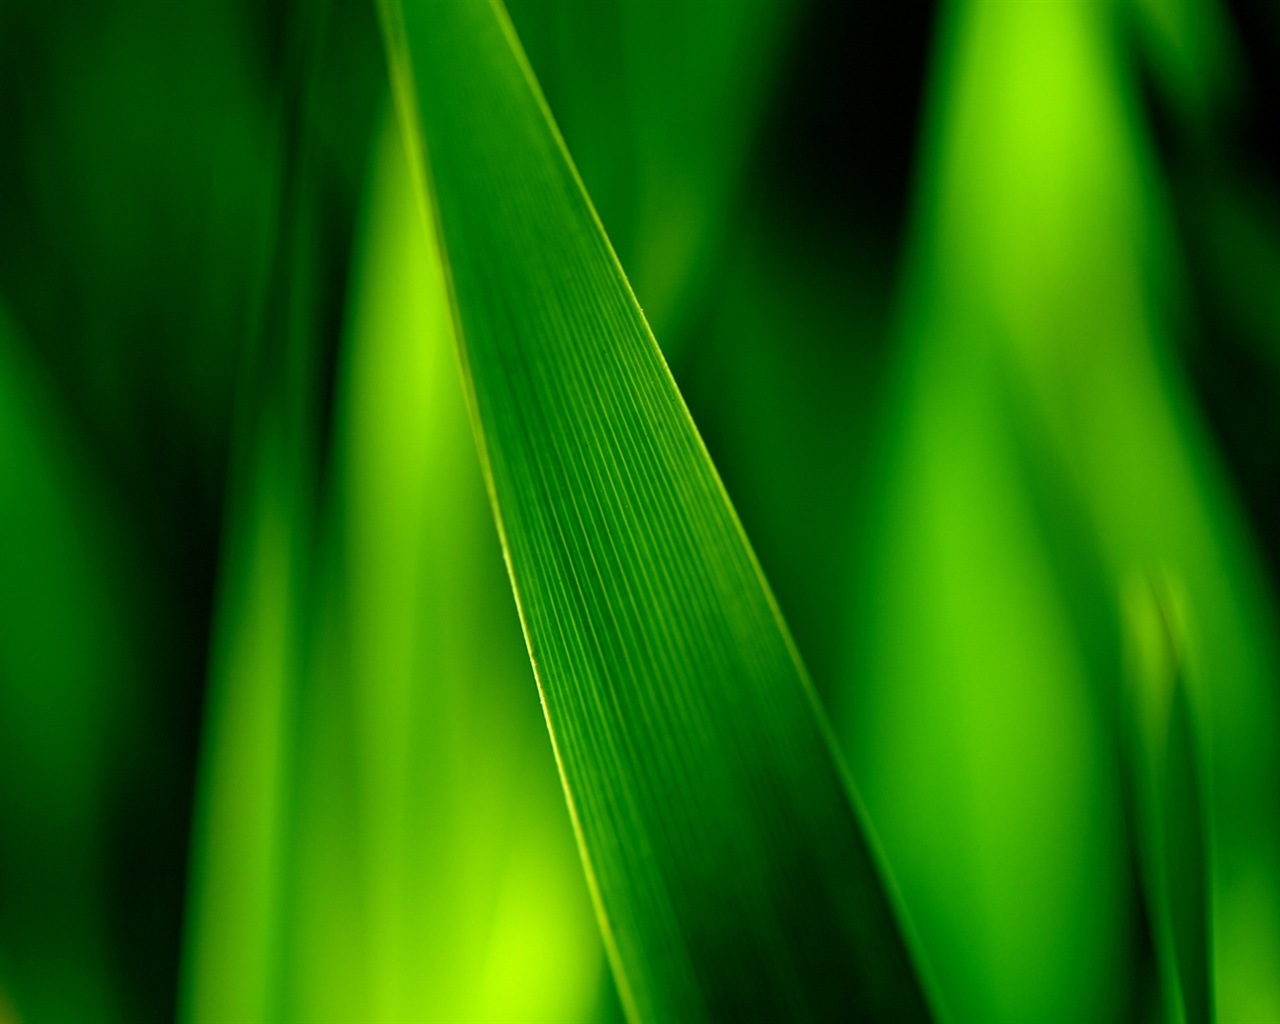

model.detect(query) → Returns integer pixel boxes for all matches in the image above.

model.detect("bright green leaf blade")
[381,2,933,1020]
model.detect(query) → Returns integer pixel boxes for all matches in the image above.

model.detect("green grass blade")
[380,2,932,1020]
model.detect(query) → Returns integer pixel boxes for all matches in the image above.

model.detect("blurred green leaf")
[843,2,1280,1021]
[179,5,365,1018]
[0,305,137,1023]
[506,0,798,347]
[1129,0,1240,130]
[380,2,932,1020]
[179,164,328,1021]
[180,411,305,1024]
[1122,574,1211,1024]
[277,108,614,1023]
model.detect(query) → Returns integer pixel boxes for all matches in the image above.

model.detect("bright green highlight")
[180,388,305,1024]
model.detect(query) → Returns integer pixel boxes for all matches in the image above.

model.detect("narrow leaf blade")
[382,3,932,1020]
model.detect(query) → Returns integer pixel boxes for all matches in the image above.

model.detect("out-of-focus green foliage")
[506,0,798,346]
[1122,575,1211,1024]
[3,0,1280,1020]
[0,308,138,1022]
[841,1,1280,1021]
